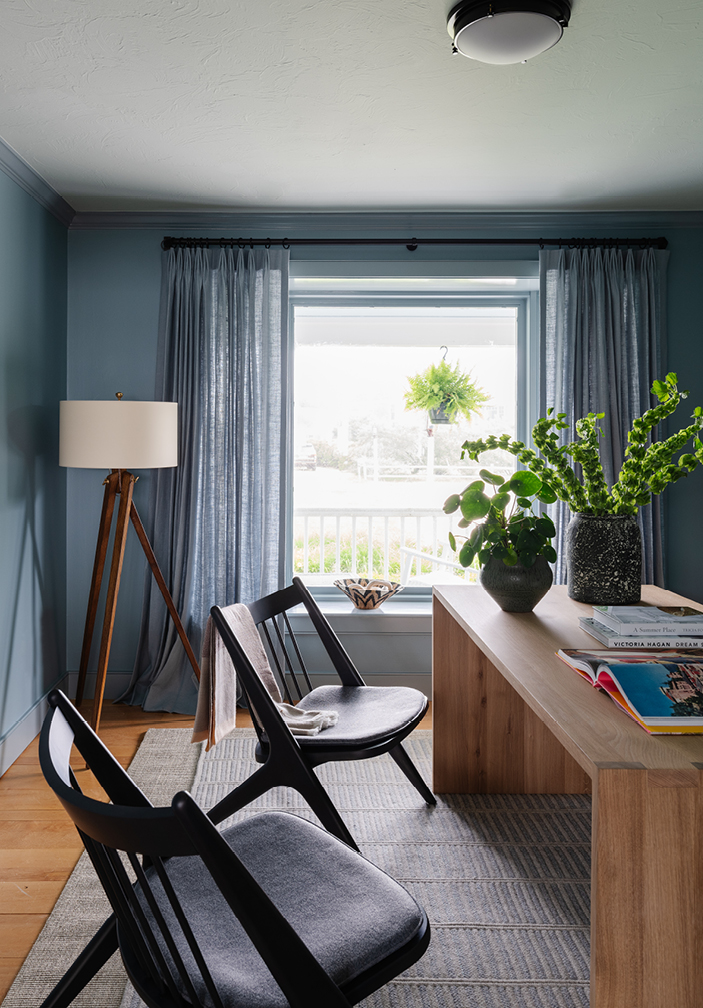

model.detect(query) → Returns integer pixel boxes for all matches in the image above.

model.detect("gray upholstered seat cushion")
[140,811,425,1008]
[294,684,427,746]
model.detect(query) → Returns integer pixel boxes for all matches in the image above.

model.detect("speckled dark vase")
[479,555,553,612]
[566,513,641,604]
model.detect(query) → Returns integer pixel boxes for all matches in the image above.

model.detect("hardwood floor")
[0,698,431,999]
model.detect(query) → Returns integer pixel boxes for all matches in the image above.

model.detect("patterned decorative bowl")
[333,578,403,610]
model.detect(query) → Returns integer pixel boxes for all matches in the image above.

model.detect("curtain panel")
[539,247,669,586]
[121,246,290,714]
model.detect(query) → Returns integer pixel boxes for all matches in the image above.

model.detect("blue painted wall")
[0,169,67,761]
[66,231,162,688]
[65,216,703,694]
[662,228,703,605]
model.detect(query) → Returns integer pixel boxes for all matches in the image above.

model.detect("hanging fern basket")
[404,356,489,426]
[429,403,453,424]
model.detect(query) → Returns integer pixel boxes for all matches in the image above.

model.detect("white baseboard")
[0,676,69,777]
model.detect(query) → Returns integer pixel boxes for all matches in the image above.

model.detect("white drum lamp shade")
[59,400,178,469]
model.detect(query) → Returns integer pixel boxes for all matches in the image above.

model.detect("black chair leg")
[208,758,360,852]
[39,914,118,1008]
[208,764,275,825]
[295,767,360,852]
[389,743,437,805]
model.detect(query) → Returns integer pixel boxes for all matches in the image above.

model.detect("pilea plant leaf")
[479,469,505,485]
[536,484,557,504]
[460,489,491,521]
[446,467,557,571]
[535,515,556,537]
[459,541,475,566]
[508,471,542,496]
[443,494,461,514]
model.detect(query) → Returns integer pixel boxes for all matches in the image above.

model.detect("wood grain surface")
[434,584,703,776]
[433,584,703,1008]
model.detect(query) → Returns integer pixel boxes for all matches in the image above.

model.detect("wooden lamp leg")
[90,471,135,733]
[78,469,201,734]
[75,471,120,707]
[129,503,201,681]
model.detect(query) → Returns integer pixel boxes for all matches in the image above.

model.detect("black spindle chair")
[207,576,435,852]
[39,690,430,1008]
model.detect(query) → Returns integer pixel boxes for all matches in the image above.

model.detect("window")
[289,265,539,591]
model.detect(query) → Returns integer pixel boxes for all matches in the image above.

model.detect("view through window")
[293,299,520,587]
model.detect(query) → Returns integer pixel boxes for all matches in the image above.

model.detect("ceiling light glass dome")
[447,1,571,65]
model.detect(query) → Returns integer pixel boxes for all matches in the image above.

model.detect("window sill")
[289,598,431,632]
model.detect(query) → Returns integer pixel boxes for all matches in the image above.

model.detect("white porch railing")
[293,507,476,584]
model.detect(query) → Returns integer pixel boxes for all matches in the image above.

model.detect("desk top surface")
[433,584,703,773]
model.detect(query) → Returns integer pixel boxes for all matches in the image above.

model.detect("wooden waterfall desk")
[432,584,703,1008]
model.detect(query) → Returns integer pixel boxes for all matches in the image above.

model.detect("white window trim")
[284,265,540,601]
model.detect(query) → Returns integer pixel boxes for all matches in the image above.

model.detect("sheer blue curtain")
[121,246,289,713]
[539,246,669,585]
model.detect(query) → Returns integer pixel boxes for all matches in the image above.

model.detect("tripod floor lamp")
[60,395,200,733]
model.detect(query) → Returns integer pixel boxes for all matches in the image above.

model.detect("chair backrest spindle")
[144,856,227,1008]
[258,619,296,703]
[268,614,307,701]
[83,835,185,1006]
[281,611,315,695]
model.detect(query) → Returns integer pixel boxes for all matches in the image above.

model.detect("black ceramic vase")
[479,555,553,613]
[565,513,641,604]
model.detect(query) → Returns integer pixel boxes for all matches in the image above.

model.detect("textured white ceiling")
[0,0,701,212]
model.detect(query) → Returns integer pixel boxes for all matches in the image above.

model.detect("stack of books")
[579,603,703,648]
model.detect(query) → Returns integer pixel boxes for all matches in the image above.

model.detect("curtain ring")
[282,238,291,249]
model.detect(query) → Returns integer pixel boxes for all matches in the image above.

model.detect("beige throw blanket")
[192,603,338,750]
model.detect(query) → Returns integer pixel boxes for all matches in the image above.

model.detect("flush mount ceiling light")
[447,1,571,65]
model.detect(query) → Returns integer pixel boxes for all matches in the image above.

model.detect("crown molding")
[68,208,703,235]
[0,137,75,228]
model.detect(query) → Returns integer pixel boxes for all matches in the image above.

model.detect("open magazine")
[557,649,703,734]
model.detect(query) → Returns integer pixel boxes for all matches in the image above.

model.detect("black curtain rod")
[161,235,668,252]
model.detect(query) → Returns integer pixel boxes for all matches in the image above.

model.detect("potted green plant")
[456,373,703,604]
[404,358,489,424]
[443,469,557,611]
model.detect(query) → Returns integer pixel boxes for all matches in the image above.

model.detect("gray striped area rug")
[185,730,591,1008]
[3,728,591,1008]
